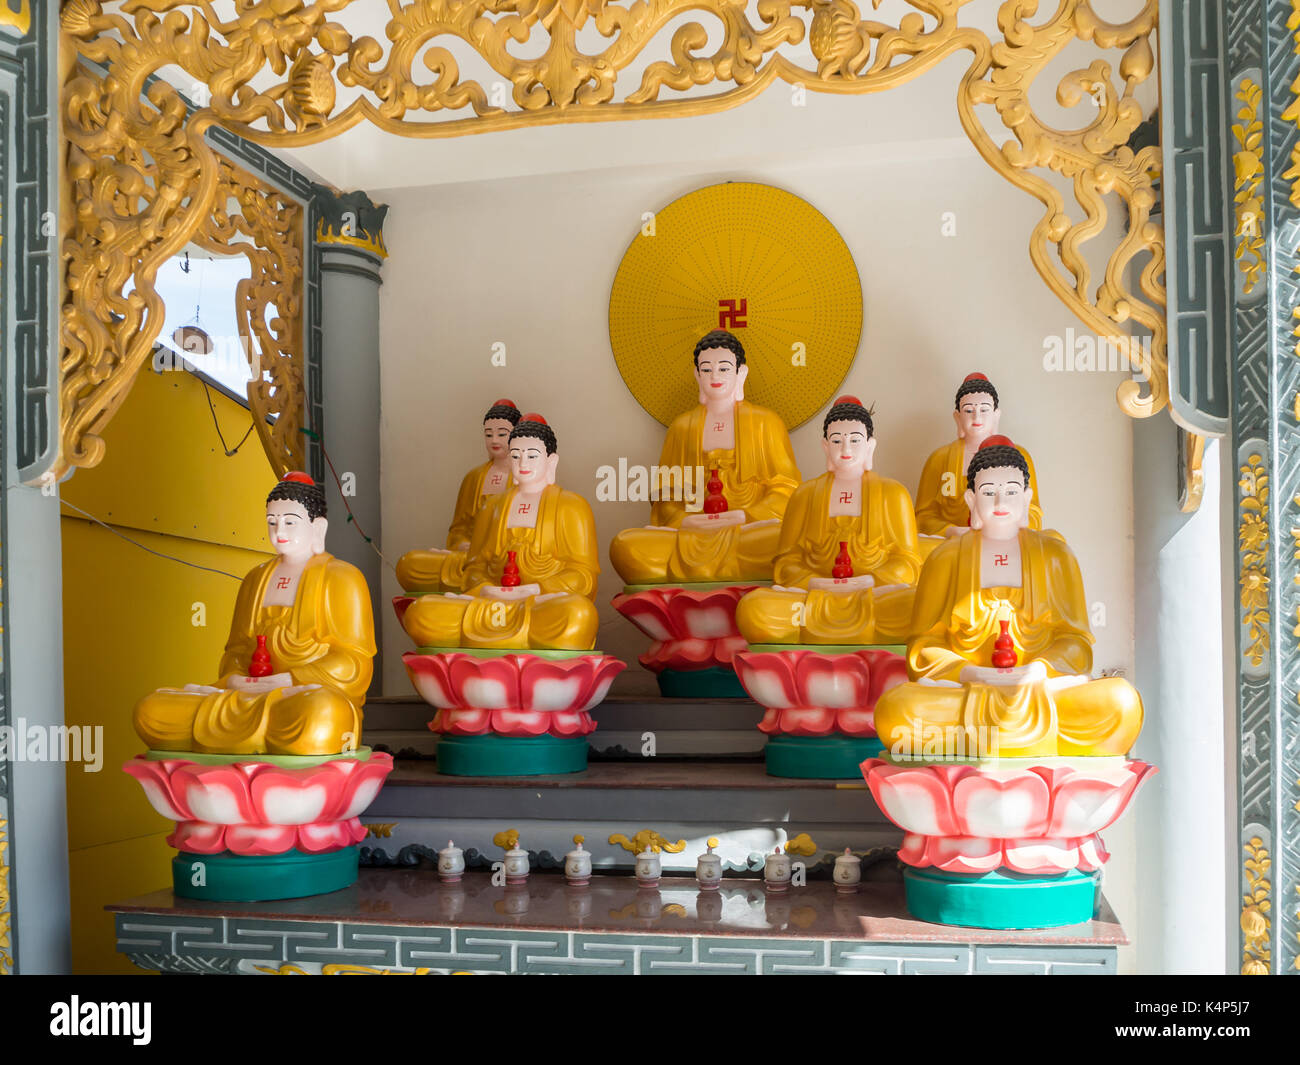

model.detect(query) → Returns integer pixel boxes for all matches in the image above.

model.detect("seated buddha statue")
[735,396,921,644]
[609,330,801,584]
[134,472,376,756]
[396,398,522,593]
[915,373,1042,538]
[873,437,1142,759]
[400,414,601,650]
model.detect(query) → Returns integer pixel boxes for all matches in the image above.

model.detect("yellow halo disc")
[609,182,863,430]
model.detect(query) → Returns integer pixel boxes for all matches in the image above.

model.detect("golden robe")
[396,462,503,594]
[872,530,1142,758]
[736,471,922,644]
[609,400,801,584]
[914,440,1043,537]
[401,484,600,650]
[134,553,375,756]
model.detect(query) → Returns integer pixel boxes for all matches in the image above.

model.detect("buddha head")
[693,330,748,405]
[508,414,559,490]
[964,436,1031,539]
[483,398,522,461]
[266,471,327,562]
[821,395,877,477]
[953,372,1002,447]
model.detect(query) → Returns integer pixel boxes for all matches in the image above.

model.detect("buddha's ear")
[310,516,329,554]
[735,362,748,402]
[821,435,833,471]
[965,488,982,529]
[545,451,559,485]
[1018,482,1031,527]
[863,436,878,470]
[988,407,1002,434]
[952,408,964,438]
[694,363,708,405]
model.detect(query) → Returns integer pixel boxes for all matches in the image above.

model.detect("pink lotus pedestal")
[732,646,907,778]
[402,649,626,776]
[612,584,760,697]
[124,750,394,901]
[862,757,1157,928]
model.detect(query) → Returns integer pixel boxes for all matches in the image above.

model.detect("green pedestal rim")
[903,867,1099,930]
[620,580,772,594]
[413,646,605,660]
[656,666,749,699]
[145,747,375,768]
[435,733,589,776]
[173,847,359,902]
[764,734,885,778]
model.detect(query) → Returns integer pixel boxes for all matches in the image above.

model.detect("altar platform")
[109,868,1125,975]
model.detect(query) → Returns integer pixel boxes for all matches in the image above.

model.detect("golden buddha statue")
[396,398,522,594]
[736,396,921,644]
[915,373,1042,538]
[609,330,800,584]
[134,472,376,756]
[400,414,601,650]
[874,437,1142,759]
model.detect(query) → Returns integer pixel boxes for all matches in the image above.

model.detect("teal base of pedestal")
[435,733,589,776]
[172,847,359,902]
[764,734,885,778]
[656,666,748,699]
[903,867,1099,929]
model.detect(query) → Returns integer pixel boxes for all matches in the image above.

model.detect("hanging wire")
[59,497,244,581]
[201,377,256,456]
[300,425,397,574]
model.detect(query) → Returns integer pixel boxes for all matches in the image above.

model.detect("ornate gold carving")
[364,822,396,838]
[1239,455,1271,668]
[315,217,388,260]
[1233,77,1266,294]
[191,158,306,476]
[0,816,11,975]
[784,832,818,856]
[493,828,520,850]
[58,0,1168,479]
[0,1,30,36]
[255,962,437,974]
[1178,430,1205,514]
[608,830,686,855]
[1283,2,1300,208]
[1241,836,1271,975]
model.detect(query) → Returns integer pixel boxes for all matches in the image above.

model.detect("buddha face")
[822,418,877,477]
[266,499,327,561]
[695,347,748,404]
[954,391,1001,446]
[484,418,514,461]
[965,466,1030,539]
[509,434,558,490]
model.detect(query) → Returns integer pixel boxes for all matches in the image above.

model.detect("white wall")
[374,116,1139,965]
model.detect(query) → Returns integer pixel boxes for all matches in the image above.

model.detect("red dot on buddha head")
[833,395,863,407]
[519,413,548,426]
[282,470,315,485]
[964,372,989,383]
[979,434,1015,451]
[493,398,518,409]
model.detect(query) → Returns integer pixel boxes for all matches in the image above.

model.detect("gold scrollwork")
[0,1,30,36]
[0,816,11,975]
[364,822,397,838]
[1239,455,1270,668]
[1233,77,1266,294]
[608,830,686,855]
[1241,836,1271,975]
[57,0,1167,482]
[315,217,388,260]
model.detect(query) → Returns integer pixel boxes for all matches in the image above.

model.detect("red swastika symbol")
[713,422,725,432]
[489,474,503,486]
[718,298,748,329]
[994,553,1009,566]
[838,491,853,504]
[276,577,291,589]
[517,503,532,515]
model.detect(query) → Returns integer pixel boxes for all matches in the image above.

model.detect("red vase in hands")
[249,634,274,678]
[703,468,729,514]
[501,549,521,587]
[992,618,1017,669]
[831,541,854,579]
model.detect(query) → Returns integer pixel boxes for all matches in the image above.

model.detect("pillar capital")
[311,187,389,272]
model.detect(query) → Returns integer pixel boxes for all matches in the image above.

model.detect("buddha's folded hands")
[681,511,745,529]
[808,575,875,592]
[480,583,541,600]
[958,660,1048,688]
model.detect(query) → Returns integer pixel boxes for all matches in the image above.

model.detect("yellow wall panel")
[62,367,277,973]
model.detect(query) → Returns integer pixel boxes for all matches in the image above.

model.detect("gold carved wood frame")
[56,0,1166,482]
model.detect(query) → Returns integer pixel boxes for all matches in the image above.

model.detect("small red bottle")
[703,468,729,514]
[249,634,274,678]
[992,618,1017,669]
[501,549,521,587]
[832,541,854,579]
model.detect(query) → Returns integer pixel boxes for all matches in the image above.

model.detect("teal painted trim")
[435,734,589,777]
[657,666,748,698]
[903,867,1099,930]
[764,734,885,779]
[173,847,360,902]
